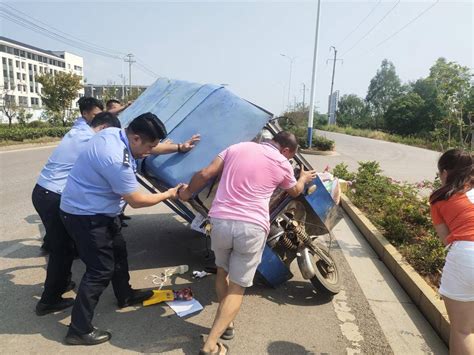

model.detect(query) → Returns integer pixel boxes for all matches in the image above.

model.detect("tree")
[384,93,425,136]
[17,108,33,126]
[0,86,19,126]
[428,58,472,146]
[36,72,83,126]
[366,59,402,129]
[336,94,369,128]
[411,78,444,134]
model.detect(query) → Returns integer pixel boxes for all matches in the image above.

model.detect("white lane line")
[0,143,58,154]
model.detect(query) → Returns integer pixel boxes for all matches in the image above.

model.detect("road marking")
[0,144,58,154]
[332,289,363,354]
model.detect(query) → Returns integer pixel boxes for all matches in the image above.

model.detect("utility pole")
[118,74,126,101]
[327,46,343,125]
[302,83,306,111]
[280,54,296,110]
[124,54,135,99]
[307,0,322,148]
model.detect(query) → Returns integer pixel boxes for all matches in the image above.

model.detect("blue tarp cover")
[119,78,272,187]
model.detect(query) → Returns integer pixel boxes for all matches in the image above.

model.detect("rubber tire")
[309,243,341,295]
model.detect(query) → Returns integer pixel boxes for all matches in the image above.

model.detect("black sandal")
[199,342,229,355]
[220,325,235,340]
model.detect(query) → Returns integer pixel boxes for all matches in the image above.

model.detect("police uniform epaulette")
[123,148,131,167]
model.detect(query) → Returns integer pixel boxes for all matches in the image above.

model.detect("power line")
[0,9,123,59]
[336,0,382,48]
[371,0,439,51]
[341,0,401,57]
[1,3,126,57]
[0,4,160,79]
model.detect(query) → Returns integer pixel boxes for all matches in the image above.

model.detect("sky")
[1,0,472,115]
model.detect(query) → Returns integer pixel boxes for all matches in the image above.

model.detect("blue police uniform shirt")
[37,124,95,194]
[60,128,138,216]
[72,116,88,128]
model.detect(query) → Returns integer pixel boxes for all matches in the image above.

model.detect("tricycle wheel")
[309,243,341,295]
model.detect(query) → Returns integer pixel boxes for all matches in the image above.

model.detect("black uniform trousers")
[31,184,75,304]
[59,211,133,334]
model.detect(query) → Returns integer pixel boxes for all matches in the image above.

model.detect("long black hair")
[429,148,473,204]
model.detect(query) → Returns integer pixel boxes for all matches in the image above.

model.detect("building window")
[2,57,6,65]
[14,48,20,56]
[8,59,12,66]
[34,65,37,72]
[39,67,43,74]
[16,73,20,80]
[30,86,34,93]
[21,62,25,69]
[0,45,5,52]
[15,60,20,68]
[18,96,28,107]
[22,74,26,80]
[20,50,26,58]
[28,64,32,71]
[29,75,33,81]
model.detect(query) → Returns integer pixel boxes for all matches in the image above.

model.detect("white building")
[0,36,84,123]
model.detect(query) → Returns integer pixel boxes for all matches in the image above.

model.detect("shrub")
[312,135,335,151]
[333,161,445,286]
[27,120,50,128]
[0,126,69,141]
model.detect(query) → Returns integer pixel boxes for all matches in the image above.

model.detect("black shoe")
[121,221,128,227]
[39,242,51,255]
[65,327,111,346]
[63,280,76,293]
[120,214,132,220]
[117,289,153,308]
[36,298,74,316]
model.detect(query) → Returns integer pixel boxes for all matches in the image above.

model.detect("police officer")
[32,112,121,316]
[73,97,104,129]
[59,112,188,345]
[37,97,104,253]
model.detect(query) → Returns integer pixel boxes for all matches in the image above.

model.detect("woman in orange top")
[430,148,473,354]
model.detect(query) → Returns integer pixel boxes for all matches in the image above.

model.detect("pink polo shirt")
[209,141,297,233]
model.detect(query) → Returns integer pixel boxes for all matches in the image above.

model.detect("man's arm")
[107,101,133,115]
[179,156,224,201]
[151,134,201,155]
[285,167,317,197]
[123,184,183,208]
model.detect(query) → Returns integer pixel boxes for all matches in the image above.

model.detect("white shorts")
[439,241,474,302]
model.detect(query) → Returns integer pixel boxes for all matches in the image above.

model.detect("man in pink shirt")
[179,131,316,355]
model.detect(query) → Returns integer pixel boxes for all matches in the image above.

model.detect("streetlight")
[307,0,322,148]
[280,53,296,110]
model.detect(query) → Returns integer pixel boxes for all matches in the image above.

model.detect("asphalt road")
[0,138,446,354]
[310,130,441,184]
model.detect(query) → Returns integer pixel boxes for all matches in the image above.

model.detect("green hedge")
[0,126,69,141]
[333,162,444,287]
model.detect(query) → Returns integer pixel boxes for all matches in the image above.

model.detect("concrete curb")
[339,194,450,345]
[300,149,339,156]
